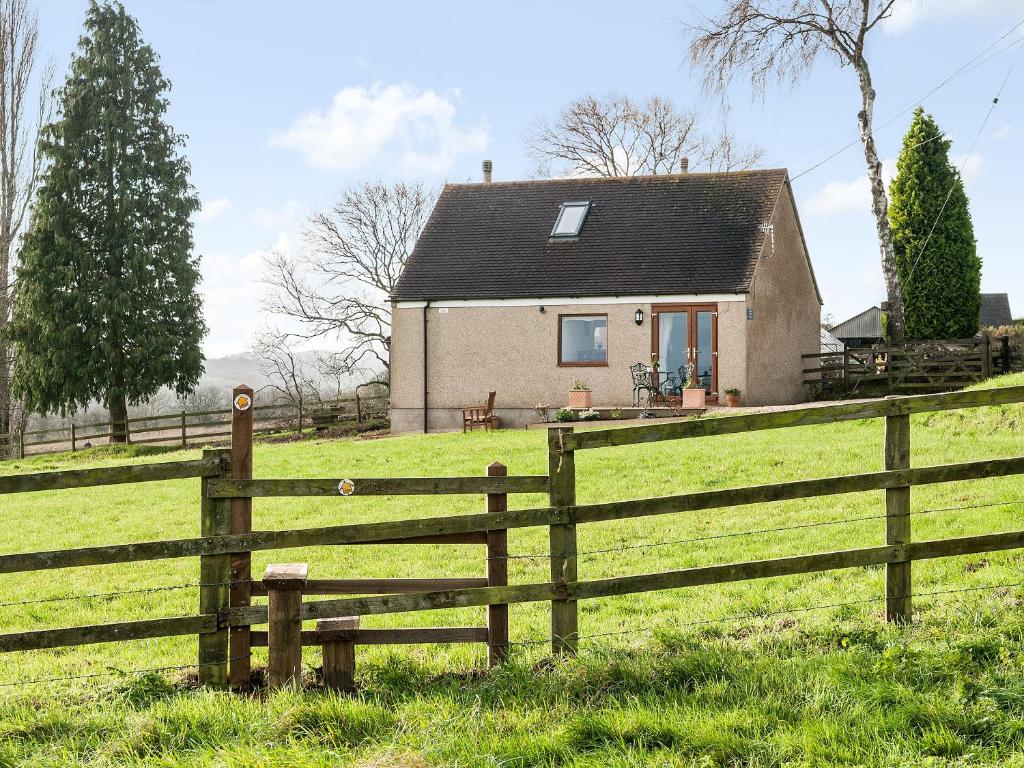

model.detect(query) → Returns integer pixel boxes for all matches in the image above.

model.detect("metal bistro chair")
[630,363,655,408]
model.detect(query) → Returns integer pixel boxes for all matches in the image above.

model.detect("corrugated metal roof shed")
[829,306,883,341]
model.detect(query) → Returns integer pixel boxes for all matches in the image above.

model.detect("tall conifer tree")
[9,1,205,439]
[890,107,980,340]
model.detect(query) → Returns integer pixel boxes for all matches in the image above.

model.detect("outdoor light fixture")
[539,306,546,314]
[635,308,644,326]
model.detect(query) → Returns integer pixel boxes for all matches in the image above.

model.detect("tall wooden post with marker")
[548,426,578,654]
[229,384,254,688]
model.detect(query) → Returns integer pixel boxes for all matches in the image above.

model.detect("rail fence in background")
[802,335,1016,395]
[0,384,1023,690]
[0,394,389,460]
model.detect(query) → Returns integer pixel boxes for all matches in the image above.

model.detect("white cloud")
[885,0,1022,34]
[805,159,896,216]
[992,123,1013,140]
[200,232,293,357]
[951,153,983,181]
[271,82,488,173]
[249,201,302,229]
[198,197,232,222]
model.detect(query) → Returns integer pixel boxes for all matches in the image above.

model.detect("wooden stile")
[198,448,232,686]
[319,616,358,692]
[229,384,254,689]
[264,563,307,689]
[885,401,912,623]
[548,427,578,654]
[486,462,509,666]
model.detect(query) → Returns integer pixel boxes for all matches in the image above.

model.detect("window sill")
[558,362,609,368]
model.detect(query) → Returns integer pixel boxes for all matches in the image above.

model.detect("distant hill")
[200,353,274,391]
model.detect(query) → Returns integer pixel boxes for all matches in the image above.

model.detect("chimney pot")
[679,157,689,173]
[482,160,493,183]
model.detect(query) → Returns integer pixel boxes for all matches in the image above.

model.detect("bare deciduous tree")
[261,181,435,375]
[687,0,906,341]
[252,329,323,424]
[525,93,764,177]
[0,0,51,434]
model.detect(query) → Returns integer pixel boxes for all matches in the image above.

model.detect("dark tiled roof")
[980,293,1013,327]
[392,170,790,300]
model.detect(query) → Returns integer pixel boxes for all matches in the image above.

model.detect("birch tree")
[688,0,907,341]
[0,0,51,435]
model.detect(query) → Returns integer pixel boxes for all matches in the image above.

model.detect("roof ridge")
[444,168,789,188]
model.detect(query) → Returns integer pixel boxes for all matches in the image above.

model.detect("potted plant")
[650,353,660,391]
[724,387,742,407]
[579,408,601,421]
[681,363,705,409]
[568,380,592,409]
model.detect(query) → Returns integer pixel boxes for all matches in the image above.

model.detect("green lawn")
[4,377,1024,766]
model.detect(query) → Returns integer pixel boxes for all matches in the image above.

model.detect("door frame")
[651,303,719,403]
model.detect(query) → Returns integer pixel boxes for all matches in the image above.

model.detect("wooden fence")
[1,384,1024,689]
[803,336,998,395]
[0,393,388,461]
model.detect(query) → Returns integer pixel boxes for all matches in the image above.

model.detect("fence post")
[547,427,577,654]
[1001,335,1011,374]
[198,447,231,686]
[842,347,850,382]
[264,563,308,689]
[181,410,188,448]
[319,616,359,692]
[486,461,509,666]
[885,396,912,624]
[229,384,254,689]
[982,334,992,379]
[296,400,303,435]
[17,429,23,459]
[70,423,76,453]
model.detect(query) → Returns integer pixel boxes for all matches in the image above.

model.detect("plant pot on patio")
[724,388,742,407]
[681,387,705,409]
[568,388,593,409]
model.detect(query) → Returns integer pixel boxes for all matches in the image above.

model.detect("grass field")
[4,376,1024,766]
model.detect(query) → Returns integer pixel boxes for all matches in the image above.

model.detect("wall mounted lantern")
[634,308,644,326]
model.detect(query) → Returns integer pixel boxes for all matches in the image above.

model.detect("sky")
[36,0,1024,357]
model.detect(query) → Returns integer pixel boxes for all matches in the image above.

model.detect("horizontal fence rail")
[0,456,226,495]
[560,385,1024,451]
[1,454,1022,575]
[207,476,550,497]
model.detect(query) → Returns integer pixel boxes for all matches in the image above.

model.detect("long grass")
[2,376,1024,765]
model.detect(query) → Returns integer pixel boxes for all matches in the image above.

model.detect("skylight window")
[550,201,591,238]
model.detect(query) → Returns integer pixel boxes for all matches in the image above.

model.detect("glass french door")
[652,304,718,401]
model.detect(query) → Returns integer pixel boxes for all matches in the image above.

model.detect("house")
[389,164,822,432]
[830,294,1015,347]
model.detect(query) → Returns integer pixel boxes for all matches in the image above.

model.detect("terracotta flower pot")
[681,388,705,409]
[725,393,741,407]
[568,389,593,409]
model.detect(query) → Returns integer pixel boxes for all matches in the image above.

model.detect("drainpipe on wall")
[422,301,430,433]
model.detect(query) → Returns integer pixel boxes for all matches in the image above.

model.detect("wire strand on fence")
[0,654,253,689]
[507,579,1024,647]
[491,498,1024,562]
[0,579,253,609]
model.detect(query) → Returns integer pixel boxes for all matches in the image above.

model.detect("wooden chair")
[463,391,499,432]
